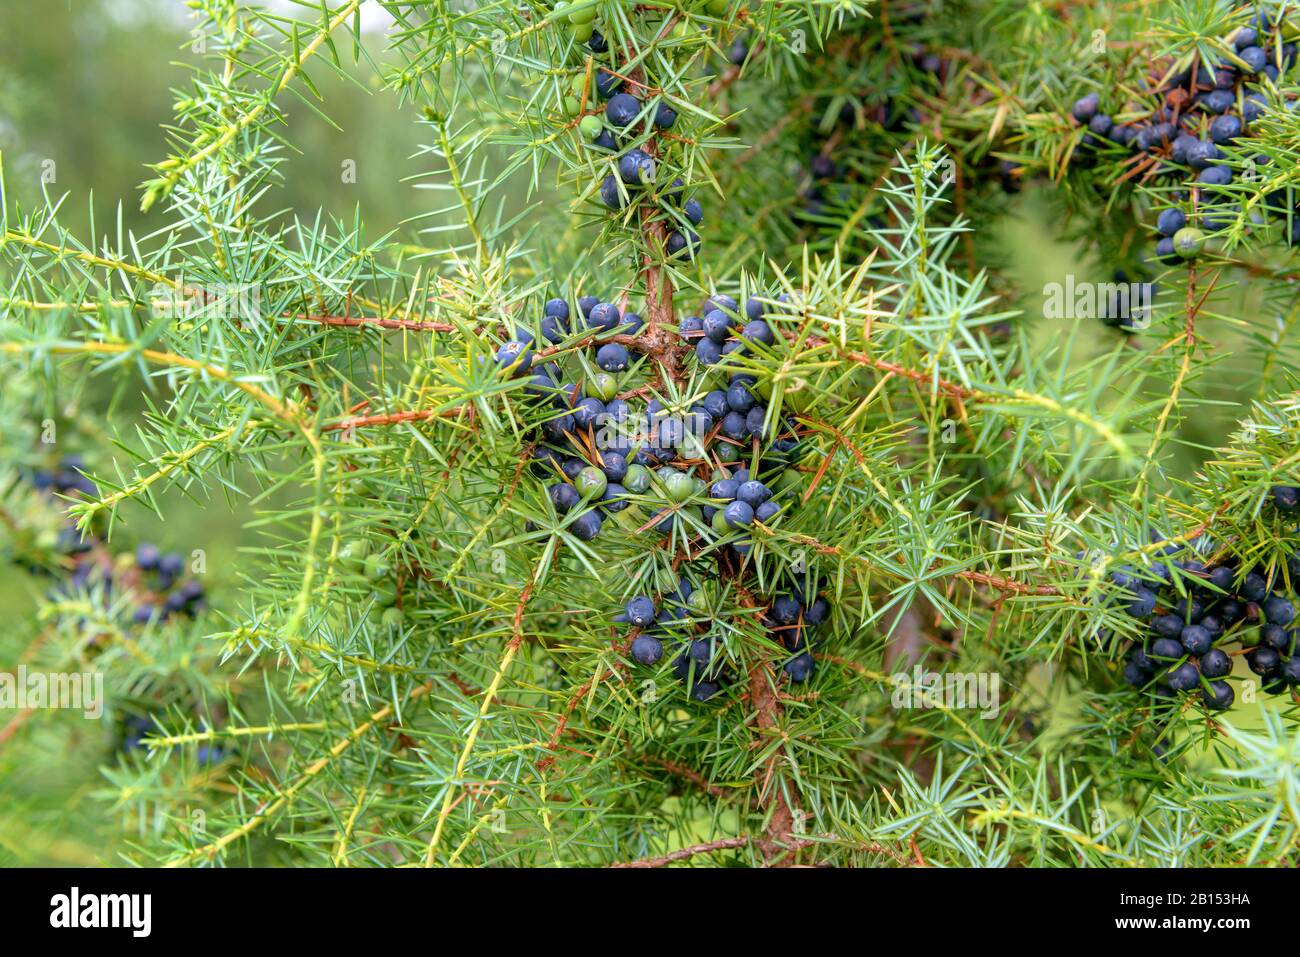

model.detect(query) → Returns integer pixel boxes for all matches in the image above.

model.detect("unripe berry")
[1173,226,1206,259]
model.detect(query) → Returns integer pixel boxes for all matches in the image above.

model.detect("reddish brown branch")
[610,836,751,868]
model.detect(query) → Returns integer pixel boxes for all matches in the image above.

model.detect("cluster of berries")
[564,55,702,259]
[49,543,206,627]
[495,293,642,378]
[553,0,603,46]
[1068,10,1299,264]
[17,456,206,627]
[24,455,98,557]
[128,544,206,624]
[621,570,831,701]
[338,538,406,630]
[679,292,781,366]
[514,294,803,546]
[501,290,830,698]
[1117,538,1300,710]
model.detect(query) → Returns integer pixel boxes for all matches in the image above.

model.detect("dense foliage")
[2,0,1299,868]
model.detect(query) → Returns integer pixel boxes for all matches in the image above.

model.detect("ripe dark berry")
[595,69,622,98]
[1263,595,1295,626]
[625,595,656,626]
[772,595,801,624]
[695,337,722,364]
[679,315,703,338]
[1199,166,1232,187]
[1238,46,1268,73]
[690,680,721,702]
[1240,572,1269,602]
[736,480,771,508]
[572,397,606,429]
[1170,133,1198,163]
[683,197,703,226]
[1123,660,1150,687]
[600,174,628,209]
[703,310,732,343]
[587,29,607,53]
[550,482,580,512]
[596,343,629,371]
[726,384,755,414]
[755,501,780,523]
[1241,91,1270,125]
[605,92,641,127]
[1202,681,1235,711]
[707,294,739,316]
[1186,139,1222,169]
[618,149,656,185]
[653,102,677,129]
[1150,637,1185,662]
[1071,92,1100,122]
[1261,623,1294,653]
[1125,587,1158,618]
[710,478,738,500]
[1197,89,1234,114]
[1163,661,1200,691]
[1156,237,1179,264]
[784,653,815,682]
[600,450,628,482]
[1180,625,1213,656]
[701,389,728,419]
[630,634,663,665]
[1218,599,1247,624]
[495,340,533,374]
[600,483,629,511]
[1207,565,1235,592]
[803,596,829,626]
[665,230,699,259]
[1270,485,1299,510]
[1248,645,1280,676]
[687,638,714,670]
[588,301,621,331]
[740,320,773,346]
[1172,596,1206,622]
[159,553,184,578]
[1152,614,1183,638]
[1209,114,1243,144]
[1156,208,1186,237]
[1280,656,1300,686]
[571,509,603,540]
[720,411,747,440]
[1199,647,1232,678]
[722,500,754,528]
